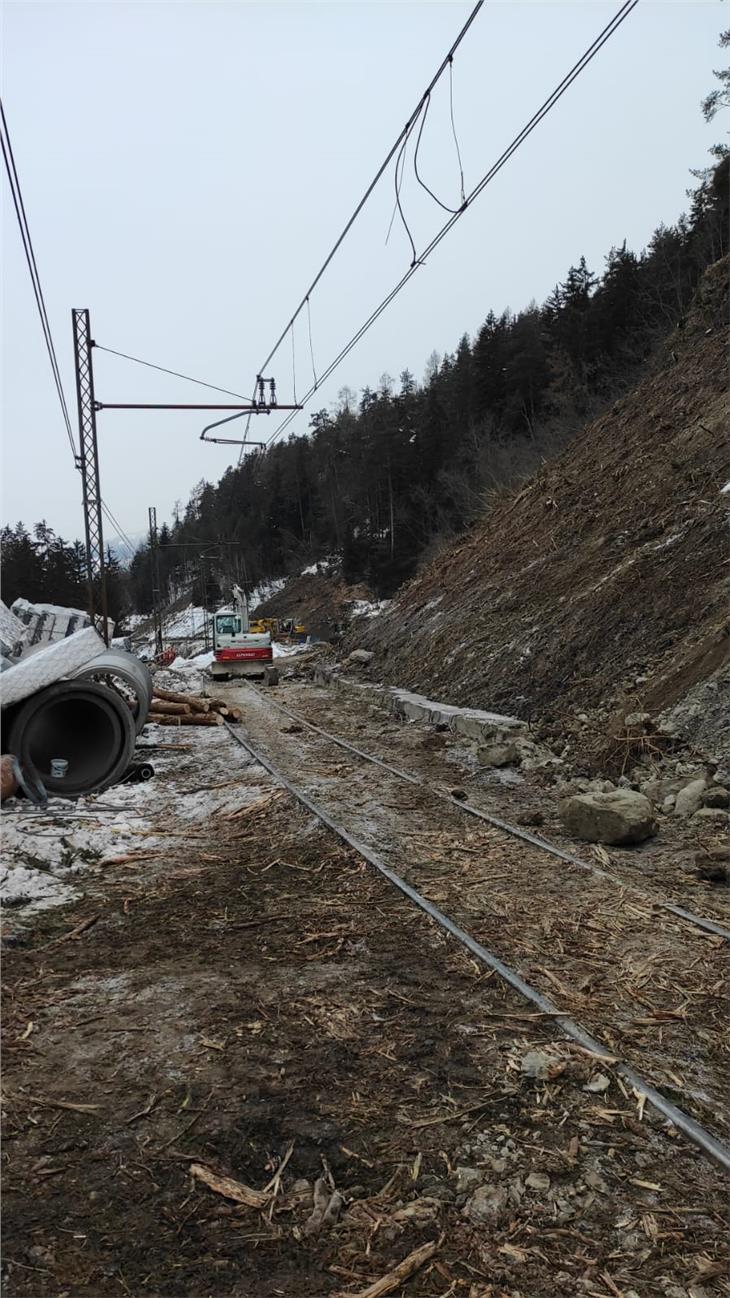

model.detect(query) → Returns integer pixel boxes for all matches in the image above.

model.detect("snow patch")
[250,578,286,608]
[350,599,392,619]
[1,724,268,917]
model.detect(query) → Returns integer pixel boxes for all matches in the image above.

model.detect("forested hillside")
[1,522,127,621]
[127,157,727,612]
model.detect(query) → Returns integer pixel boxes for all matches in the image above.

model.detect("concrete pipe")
[6,679,137,798]
[72,649,153,735]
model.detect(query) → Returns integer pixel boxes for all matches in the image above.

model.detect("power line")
[261,0,639,453]
[94,344,251,400]
[2,101,144,573]
[227,0,485,463]
[0,98,77,459]
[100,501,138,560]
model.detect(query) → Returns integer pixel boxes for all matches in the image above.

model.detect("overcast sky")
[1,0,724,550]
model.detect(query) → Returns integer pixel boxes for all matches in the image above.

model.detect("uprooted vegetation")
[351,256,730,754]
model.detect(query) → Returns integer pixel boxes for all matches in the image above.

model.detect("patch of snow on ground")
[250,578,286,608]
[1,721,268,918]
[722,480,730,495]
[170,651,215,672]
[348,597,389,617]
[272,640,311,658]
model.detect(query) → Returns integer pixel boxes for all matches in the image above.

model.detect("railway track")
[248,685,730,944]
[222,685,730,1172]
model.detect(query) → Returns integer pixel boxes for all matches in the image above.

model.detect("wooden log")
[178,711,223,727]
[1,755,19,802]
[207,698,231,712]
[151,688,210,712]
[150,699,191,716]
[147,713,182,727]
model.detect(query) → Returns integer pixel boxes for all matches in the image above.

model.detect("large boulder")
[559,790,657,845]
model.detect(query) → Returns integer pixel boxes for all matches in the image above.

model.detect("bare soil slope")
[354,257,730,724]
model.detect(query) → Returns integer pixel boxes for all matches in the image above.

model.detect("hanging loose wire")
[386,121,419,264]
[413,93,459,214]
[306,296,318,389]
[449,57,467,206]
[291,321,298,405]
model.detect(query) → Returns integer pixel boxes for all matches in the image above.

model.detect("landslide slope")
[355,256,730,723]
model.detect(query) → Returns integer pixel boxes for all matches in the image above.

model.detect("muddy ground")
[3,678,730,1298]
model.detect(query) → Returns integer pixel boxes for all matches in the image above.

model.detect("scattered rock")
[463,1183,509,1224]
[559,791,657,845]
[662,794,676,813]
[346,649,374,666]
[674,778,707,816]
[454,1166,485,1195]
[583,1073,610,1093]
[525,1171,551,1192]
[692,807,730,825]
[520,1049,564,1080]
[476,741,520,767]
[449,788,468,801]
[624,711,652,729]
[516,809,545,827]
[702,785,730,809]
[695,856,729,884]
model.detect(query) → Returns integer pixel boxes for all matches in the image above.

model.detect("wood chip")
[338,1236,441,1298]
[190,1162,267,1208]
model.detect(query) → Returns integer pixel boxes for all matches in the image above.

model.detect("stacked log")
[148,690,240,727]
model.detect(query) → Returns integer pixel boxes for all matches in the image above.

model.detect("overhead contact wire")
[264,0,639,450]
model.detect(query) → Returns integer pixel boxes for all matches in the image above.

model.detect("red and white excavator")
[209,584,273,680]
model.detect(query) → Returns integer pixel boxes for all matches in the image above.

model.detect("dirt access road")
[2,678,729,1298]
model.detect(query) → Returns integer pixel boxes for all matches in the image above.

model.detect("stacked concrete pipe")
[4,679,137,798]
[72,649,153,735]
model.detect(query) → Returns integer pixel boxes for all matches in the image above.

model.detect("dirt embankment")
[352,257,730,730]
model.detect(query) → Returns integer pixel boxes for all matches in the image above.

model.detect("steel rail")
[247,686,730,943]
[224,718,730,1173]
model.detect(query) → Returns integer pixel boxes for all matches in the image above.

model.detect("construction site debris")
[0,625,106,709]
[0,600,27,669]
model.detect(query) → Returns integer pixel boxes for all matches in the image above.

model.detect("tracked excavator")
[209,584,274,680]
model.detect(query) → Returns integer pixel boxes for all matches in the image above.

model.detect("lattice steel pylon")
[72,308,109,643]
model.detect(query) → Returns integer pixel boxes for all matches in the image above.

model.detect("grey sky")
[2,0,724,549]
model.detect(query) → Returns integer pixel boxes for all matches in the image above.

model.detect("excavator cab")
[209,586,273,679]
